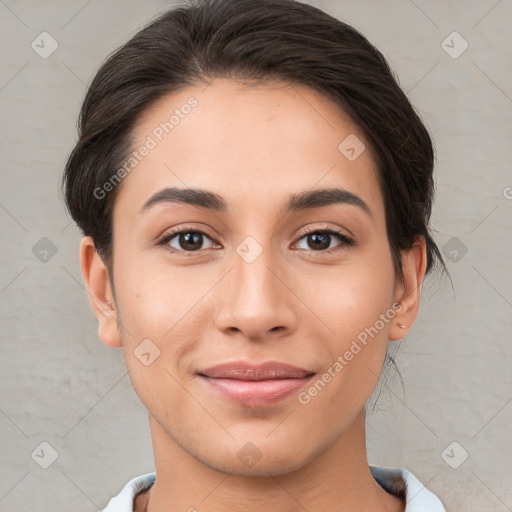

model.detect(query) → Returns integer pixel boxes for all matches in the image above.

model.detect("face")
[85,78,419,476]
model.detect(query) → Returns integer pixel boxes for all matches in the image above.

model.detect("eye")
[294,227,354,253]
[156,225,354,256]
[157,227,217,253]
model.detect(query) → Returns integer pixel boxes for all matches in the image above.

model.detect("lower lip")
[199,375,314,407]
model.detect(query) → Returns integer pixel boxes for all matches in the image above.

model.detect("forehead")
[115,78,384,222]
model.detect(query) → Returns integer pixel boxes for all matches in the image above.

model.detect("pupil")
[181,232,202,251]
[310,232,329,250]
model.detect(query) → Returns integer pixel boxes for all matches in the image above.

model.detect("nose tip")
[214,251,297,341]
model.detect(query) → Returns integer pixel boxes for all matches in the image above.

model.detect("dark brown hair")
[61,0,447,281]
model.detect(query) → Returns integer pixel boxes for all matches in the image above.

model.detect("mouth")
[197,361,316,407]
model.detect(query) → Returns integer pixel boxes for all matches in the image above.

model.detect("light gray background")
[1,0,511,510]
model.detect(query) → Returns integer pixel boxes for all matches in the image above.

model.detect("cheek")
[114,256,190,339]
[114,261,214,384]
[297,276,395,421]
[306,256,395,341]
[116,269,202,412]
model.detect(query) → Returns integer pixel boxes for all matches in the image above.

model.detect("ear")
[79,236,122,347]
[388,236,427,341]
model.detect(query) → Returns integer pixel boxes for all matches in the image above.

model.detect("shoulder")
[101,473,156,512]
[370,465,447,511]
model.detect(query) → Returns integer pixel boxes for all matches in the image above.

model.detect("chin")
[206,454,310,478]
[192,439,315,478]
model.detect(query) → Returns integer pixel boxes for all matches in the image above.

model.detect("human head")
[61,0,447,479]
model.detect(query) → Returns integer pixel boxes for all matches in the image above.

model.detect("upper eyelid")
[295,224,352,239]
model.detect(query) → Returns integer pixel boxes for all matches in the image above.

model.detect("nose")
[214,239,298,342]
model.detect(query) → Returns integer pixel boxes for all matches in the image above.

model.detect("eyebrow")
[140,186,372,219]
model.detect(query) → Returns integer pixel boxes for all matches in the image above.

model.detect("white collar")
[369,465,446,511]
[101,466,446,511]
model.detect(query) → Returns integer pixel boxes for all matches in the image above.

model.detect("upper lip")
[198,361,315,381]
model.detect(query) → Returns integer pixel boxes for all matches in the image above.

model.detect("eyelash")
[155,225,354,257]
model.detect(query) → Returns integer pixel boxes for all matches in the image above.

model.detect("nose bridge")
[233,233,282,312]
[215,232,296,339]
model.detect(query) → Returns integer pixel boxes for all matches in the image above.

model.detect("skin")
[80,78,426,512]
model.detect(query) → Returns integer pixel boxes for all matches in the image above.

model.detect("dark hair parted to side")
[62,0,447,280]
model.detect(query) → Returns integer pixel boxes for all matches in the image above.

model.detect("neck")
[137,410,404,512]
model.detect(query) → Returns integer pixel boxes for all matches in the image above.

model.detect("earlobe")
[389,236,427,341]
[79,236,122,348]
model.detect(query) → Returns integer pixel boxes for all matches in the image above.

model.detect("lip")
[199,361,314,380]
[197,361,316,407]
